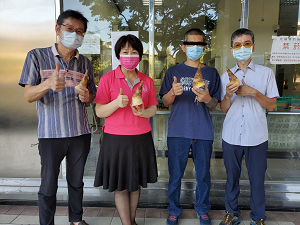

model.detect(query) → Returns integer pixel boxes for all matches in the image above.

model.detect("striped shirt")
[19,44,97,138]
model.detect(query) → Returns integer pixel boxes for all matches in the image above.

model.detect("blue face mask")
[60,31,84,50]
[186,45,204,61]
[233,46,253,62]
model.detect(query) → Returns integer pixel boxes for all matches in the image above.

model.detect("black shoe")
[70,220,89,225]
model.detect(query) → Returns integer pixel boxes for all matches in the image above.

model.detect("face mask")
[233,46,253,62]
[186,45,204,61]
[120,55,140,71]
[60,31,84,50]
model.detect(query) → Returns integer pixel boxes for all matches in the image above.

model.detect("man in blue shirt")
[219,28,279,225]
[159,28,221,225]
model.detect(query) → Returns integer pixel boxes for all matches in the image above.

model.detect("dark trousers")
[38,134,91,225]
[222,140,268,221]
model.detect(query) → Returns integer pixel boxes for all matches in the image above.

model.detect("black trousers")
[38,134,91,225]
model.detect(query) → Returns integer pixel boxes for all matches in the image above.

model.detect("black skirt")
[94,131,158,192]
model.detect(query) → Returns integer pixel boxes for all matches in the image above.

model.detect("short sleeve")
[220,72,229,101]
[94,74,111,104]
[159,68,173,96]
[86,61,97,94]
[210,69,221,101]
[147,77,158,106]
[19,50,40,87]
[266,69,279,98]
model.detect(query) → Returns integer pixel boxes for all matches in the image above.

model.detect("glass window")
[64,0,300,183]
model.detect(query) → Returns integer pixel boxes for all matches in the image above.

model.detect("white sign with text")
[270,36,300,64]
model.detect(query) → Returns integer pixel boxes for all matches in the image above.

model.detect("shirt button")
[242,115,244,117]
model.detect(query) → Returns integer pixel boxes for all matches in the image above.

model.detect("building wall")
[0,0,56,177]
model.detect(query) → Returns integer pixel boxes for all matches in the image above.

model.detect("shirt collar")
[115,65,143,80]
[51,44,79,59]
[233,60,255,73]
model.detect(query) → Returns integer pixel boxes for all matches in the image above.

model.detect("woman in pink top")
[94,35,158,225]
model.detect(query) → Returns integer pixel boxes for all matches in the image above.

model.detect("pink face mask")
[120,55,140,71]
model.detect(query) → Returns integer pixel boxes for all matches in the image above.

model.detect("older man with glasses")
[19,10,96,225]
[219,28,279,225]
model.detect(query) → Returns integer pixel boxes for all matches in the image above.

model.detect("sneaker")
[166,215,179,225]
[250,219,265,225]
[219,211,241,225]
[197,213,211,225]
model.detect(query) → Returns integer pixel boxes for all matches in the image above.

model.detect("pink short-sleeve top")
[94,65,158,135]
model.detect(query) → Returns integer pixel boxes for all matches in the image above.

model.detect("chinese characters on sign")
[270,36,300,64]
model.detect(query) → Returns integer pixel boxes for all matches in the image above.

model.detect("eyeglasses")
[60,24,85,36]
[233,41,253,50]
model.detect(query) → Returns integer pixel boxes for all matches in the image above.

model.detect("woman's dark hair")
[231,28,255,47]
[57,10,89,32]
[115,35,143,61]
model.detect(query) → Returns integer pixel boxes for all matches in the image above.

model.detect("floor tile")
[0,205,13,214]
[10,215,39,224]
[135,217,145,225]
[55,206,68,216]
[209,210,225,220]
[179,219,199,225]
[98,207,116,217]
[179,209,193,219]
[136,208,146,218]
[20,206,39,215]
[240,210,251,221]
[111,216,122,225]
[53,215,69,225]
[83,207,101,217]
[144,218,167,225]
[0,215,18,223]
[6,206,27,215]
[285,212,300,223]
[269,212,291,221]
[145,208,160,218]
[160,209,169,218]
[277,222,296,225]
[84,216,112,225]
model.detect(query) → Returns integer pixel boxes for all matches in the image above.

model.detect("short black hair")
[114,35,143,61]
[57,10,89,32]
[231,28,255,47]
[183,28,206,43]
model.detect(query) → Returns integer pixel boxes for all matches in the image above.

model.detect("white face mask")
[60,31,84,50]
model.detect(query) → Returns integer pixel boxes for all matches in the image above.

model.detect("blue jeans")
[167,137,213,216]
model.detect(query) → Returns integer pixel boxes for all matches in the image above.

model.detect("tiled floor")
[0,205,300,225]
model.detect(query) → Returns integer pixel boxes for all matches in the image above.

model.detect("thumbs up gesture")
[47,63,65,92]
[236,79,256,97]
[171,76,183,96]
[117,88,129,108]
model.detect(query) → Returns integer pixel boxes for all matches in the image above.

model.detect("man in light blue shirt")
[219,28,279,225]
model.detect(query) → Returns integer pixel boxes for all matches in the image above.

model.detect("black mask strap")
[183,41,207,46]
